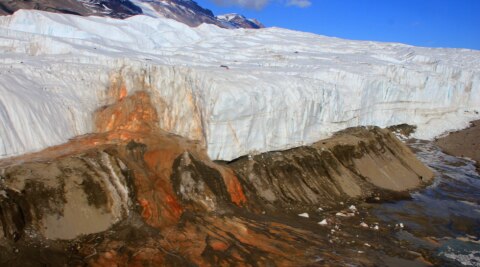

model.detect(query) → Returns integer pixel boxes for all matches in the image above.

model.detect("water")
[374,139,480,266]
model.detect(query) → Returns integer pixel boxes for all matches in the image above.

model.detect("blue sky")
[195,0,480,50]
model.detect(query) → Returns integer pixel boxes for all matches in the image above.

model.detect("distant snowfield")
[0,10,479,160]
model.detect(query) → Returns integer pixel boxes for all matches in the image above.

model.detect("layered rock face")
[0,81,434,265]
[0,11,479,161]
[0,151,132,240]
[230,126,433,212]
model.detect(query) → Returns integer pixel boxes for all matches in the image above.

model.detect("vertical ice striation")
[0,10,479,161]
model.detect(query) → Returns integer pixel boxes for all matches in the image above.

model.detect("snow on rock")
[298,213,309,218]
[216,13,264,29]
[0,10,479,160]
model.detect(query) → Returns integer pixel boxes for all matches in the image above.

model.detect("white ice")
[0,10,479,160]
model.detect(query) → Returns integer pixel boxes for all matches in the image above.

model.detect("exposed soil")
[434,120,480,172]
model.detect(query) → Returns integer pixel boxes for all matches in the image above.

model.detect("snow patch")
[298,213,309,218]
[318,219,328,225]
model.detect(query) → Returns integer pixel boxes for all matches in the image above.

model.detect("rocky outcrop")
[0,0,264,29]
[216,13,264,29]
[0,0,143,18]
[0,150,132,240]
[131,0,263,28]
[229,126,433,212]
[132,0,225,28]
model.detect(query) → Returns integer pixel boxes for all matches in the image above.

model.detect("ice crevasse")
[0,10,479,161]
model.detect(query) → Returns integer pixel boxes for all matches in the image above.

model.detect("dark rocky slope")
[0,0,264,28]
[0,0,142,18]
[216,13,264,29]
[229,126,433,213]
[0,78,434,266]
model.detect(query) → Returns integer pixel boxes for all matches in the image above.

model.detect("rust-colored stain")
[209,238,229,252]
[154,215,323,267]
[108,75,129,102]
[138,198,152,221]
[165,194,183,217]
[88,249,166,267]
[218,167,247,206]
[95,91,158,133]
[118,85,127,100]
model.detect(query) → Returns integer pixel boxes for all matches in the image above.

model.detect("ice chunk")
[298,213,309,218]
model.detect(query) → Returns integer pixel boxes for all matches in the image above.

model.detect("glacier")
[0,10,479,161]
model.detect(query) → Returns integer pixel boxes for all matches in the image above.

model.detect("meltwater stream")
[374,139,480,266]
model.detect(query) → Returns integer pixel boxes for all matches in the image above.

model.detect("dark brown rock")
[0,0,142,18]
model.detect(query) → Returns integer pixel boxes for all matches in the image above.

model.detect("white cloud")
[211,0,312,9]
[212,0,270,10]
[286,0,312,8]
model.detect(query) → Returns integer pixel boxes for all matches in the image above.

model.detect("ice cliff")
[0,10,479,161]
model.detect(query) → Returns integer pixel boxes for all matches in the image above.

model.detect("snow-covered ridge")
[0,0,263,29]
[0,10,479,160]
[216,13,264,29]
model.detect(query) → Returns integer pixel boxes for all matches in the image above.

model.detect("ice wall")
[0,10,479,160]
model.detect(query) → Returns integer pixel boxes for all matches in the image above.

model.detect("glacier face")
[0,10,479,161]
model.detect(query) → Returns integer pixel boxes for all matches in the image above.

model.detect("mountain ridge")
[0,0,264,28]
